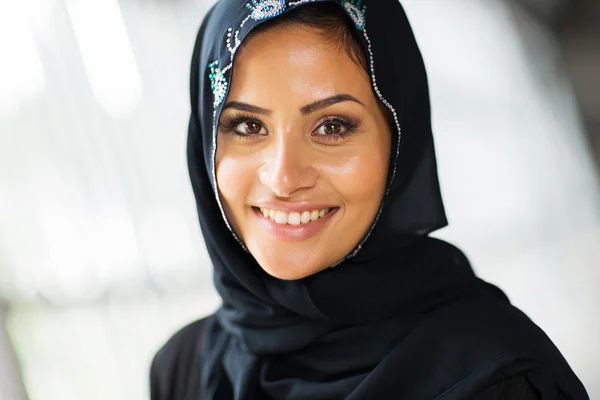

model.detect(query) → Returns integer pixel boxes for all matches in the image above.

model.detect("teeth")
[310,210,319,221]
[288,212,301,225]
[275,211,287,224]
[301,211,310,224]
[259,207,332,225]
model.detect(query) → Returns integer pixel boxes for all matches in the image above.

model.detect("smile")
[252,206,339,241]
[259,207,332,225]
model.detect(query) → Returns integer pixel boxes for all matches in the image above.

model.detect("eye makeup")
[311,116,362,142]
[218,112,267,139]
[218,112,363,142]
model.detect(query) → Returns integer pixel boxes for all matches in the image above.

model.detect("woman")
[150,0,589,399]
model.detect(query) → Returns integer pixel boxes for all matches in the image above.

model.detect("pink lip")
[252,206,339,241]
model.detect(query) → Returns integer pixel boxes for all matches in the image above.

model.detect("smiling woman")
[150,1,588,399]
[216,22,391,279]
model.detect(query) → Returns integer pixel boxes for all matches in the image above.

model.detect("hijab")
[186,0,589,398]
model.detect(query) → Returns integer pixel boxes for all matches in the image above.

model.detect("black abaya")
[150,316,544,400]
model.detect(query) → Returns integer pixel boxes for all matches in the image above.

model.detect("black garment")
[151,0,589,398]
[150,317,543,400]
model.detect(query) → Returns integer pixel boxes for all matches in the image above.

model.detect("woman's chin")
[251,248,328,280]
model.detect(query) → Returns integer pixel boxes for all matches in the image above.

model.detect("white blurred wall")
[0,0,598,399]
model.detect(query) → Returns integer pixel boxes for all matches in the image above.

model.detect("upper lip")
[252,201,338,213]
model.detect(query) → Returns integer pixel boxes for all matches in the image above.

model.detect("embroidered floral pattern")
[226,27,241,56]
[288,0,318,6]
[342,0,366,30]
[208,60,227,107]
[246,0,286,20]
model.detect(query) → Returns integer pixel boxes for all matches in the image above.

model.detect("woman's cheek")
[215,152,255,228]
[320,151,386,203]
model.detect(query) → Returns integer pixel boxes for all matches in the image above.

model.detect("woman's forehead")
[227,25,372,106]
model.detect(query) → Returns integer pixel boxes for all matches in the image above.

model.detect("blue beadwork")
[246,0,286,20]
[342,0,367,30]
[208,60,227,106]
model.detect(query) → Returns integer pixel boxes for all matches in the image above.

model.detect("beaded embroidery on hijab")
[246,0,287,20]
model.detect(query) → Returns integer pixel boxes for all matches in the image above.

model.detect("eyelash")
[218,112,362,142]
[218,112,264,139]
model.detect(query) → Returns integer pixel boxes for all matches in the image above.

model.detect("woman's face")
[216,24,391,280]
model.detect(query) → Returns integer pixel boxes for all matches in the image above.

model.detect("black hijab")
[186,0,588,398]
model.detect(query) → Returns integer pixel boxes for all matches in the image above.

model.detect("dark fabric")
[473,375,541,400]
[153,0,590,398]
[150,316,545,400]
[151,319,206,400]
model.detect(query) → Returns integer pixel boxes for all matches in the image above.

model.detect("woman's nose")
[258,136,318,197]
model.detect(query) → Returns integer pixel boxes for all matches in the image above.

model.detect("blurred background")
[0,0,599,398]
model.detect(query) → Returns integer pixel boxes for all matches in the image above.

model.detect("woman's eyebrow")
[300,94,363,115]
[222,94,363,117]
[222,101,272,115]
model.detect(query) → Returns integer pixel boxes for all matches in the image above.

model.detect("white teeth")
[259,207,332,225]
[310,210,319,221]
[301,211,311,224]
[275,210,287,224]
[288,212,301,225]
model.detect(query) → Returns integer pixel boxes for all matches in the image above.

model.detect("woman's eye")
[316,122,346,136]
[236,120,266,135]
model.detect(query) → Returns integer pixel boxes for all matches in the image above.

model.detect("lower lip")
[252,207,338,241]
